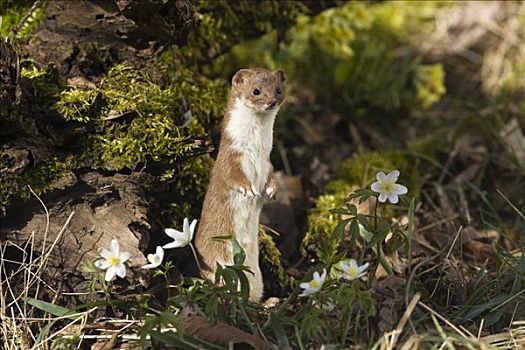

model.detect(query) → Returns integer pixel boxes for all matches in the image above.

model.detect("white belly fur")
[226,98,277,299]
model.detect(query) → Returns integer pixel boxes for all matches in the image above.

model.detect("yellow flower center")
[108,256,121,266]
[382,181,394,194]
[346,266,358,279]
[308,280,320,289]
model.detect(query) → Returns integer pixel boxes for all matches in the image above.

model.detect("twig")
[8,0,43,43]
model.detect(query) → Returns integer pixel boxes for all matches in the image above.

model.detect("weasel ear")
[232,69,251,87]
[274,69,285,82]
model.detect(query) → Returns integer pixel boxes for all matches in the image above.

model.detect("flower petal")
[120,251,131,263]
[189,219,198,240]
[348,259,358,270]
[386,170,400,182]
[393,184,408,195]
[312,271,320,281]
[183,218,190,237]
[163,240,187,249]
[147,253,156,264]
[387,193,399,204]
[319,269,327,282]
[299,282,310,289]
[110,239,119,255]
[164,228,185,240]
[378,193,388,203]
[358,262,370,274]
[105,266,116,281]
[141,263,156,269]
[115,263,126,278]
[371,181,382,193]
[95,259,110,270]
[155,246,164,260]
[376,171,386,181]
[98,248,113,260]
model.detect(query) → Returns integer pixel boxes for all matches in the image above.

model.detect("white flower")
[141,246,164,269]
[163,217,197,249]
[371,170,408,204]
[95,239,131,281]
[299,269,327,297]
[338,259,369,281]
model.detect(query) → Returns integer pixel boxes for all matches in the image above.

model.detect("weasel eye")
[276,88,282,94]
[253,88,261,96]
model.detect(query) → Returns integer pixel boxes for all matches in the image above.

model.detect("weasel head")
[231,67,285,114]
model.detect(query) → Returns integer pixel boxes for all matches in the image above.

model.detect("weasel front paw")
[265,184,276,199]
[238,185,260,197]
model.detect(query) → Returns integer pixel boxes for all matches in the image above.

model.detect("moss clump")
[302,180,352,257]
[0,0,47,41]
[0,156,76,208]
[259,227,287,290]
[414,64,446,109]
[19,63,63,109]
[54,64,227,171]
[337,150,410,186]
[55,88,100,123]
[183,0,309,64]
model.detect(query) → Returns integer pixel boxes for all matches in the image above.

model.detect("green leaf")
[233,266,251,302]
[25,297,72,317]
[212,235,246,265]
[350,219,360,242]
[334,219,350,239]
[231,236,246,265]
[159,311,180,327]
[329,208,351,215]
[26,298,75,350]
[269,315,290,349]
[212,235,234,241]
[484,309,504,328]
[454,294,509,323]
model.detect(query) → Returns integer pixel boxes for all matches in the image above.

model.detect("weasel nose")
[268,100,278,109]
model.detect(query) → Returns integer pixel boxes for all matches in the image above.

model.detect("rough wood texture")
[0,172,162,272]
[23,0,196,79]
[0,39,19,118]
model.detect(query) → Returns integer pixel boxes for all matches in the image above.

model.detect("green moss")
[55,88,99,122]
[302,180,352,257]
[54,63,227,170]
[259,227,287,288]
[19,63,63,108]
[0,0,47,41]
[183,0,308,64]
[0,156,76,208]
[414,64,446,109]
[337,150,410,186]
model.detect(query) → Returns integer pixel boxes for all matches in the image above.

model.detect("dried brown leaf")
[181,315,272,350]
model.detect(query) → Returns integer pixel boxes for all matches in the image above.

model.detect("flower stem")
[189,243,202,273]
[369,197,381,286]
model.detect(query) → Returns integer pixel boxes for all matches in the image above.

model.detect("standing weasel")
[195,67,285,301]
